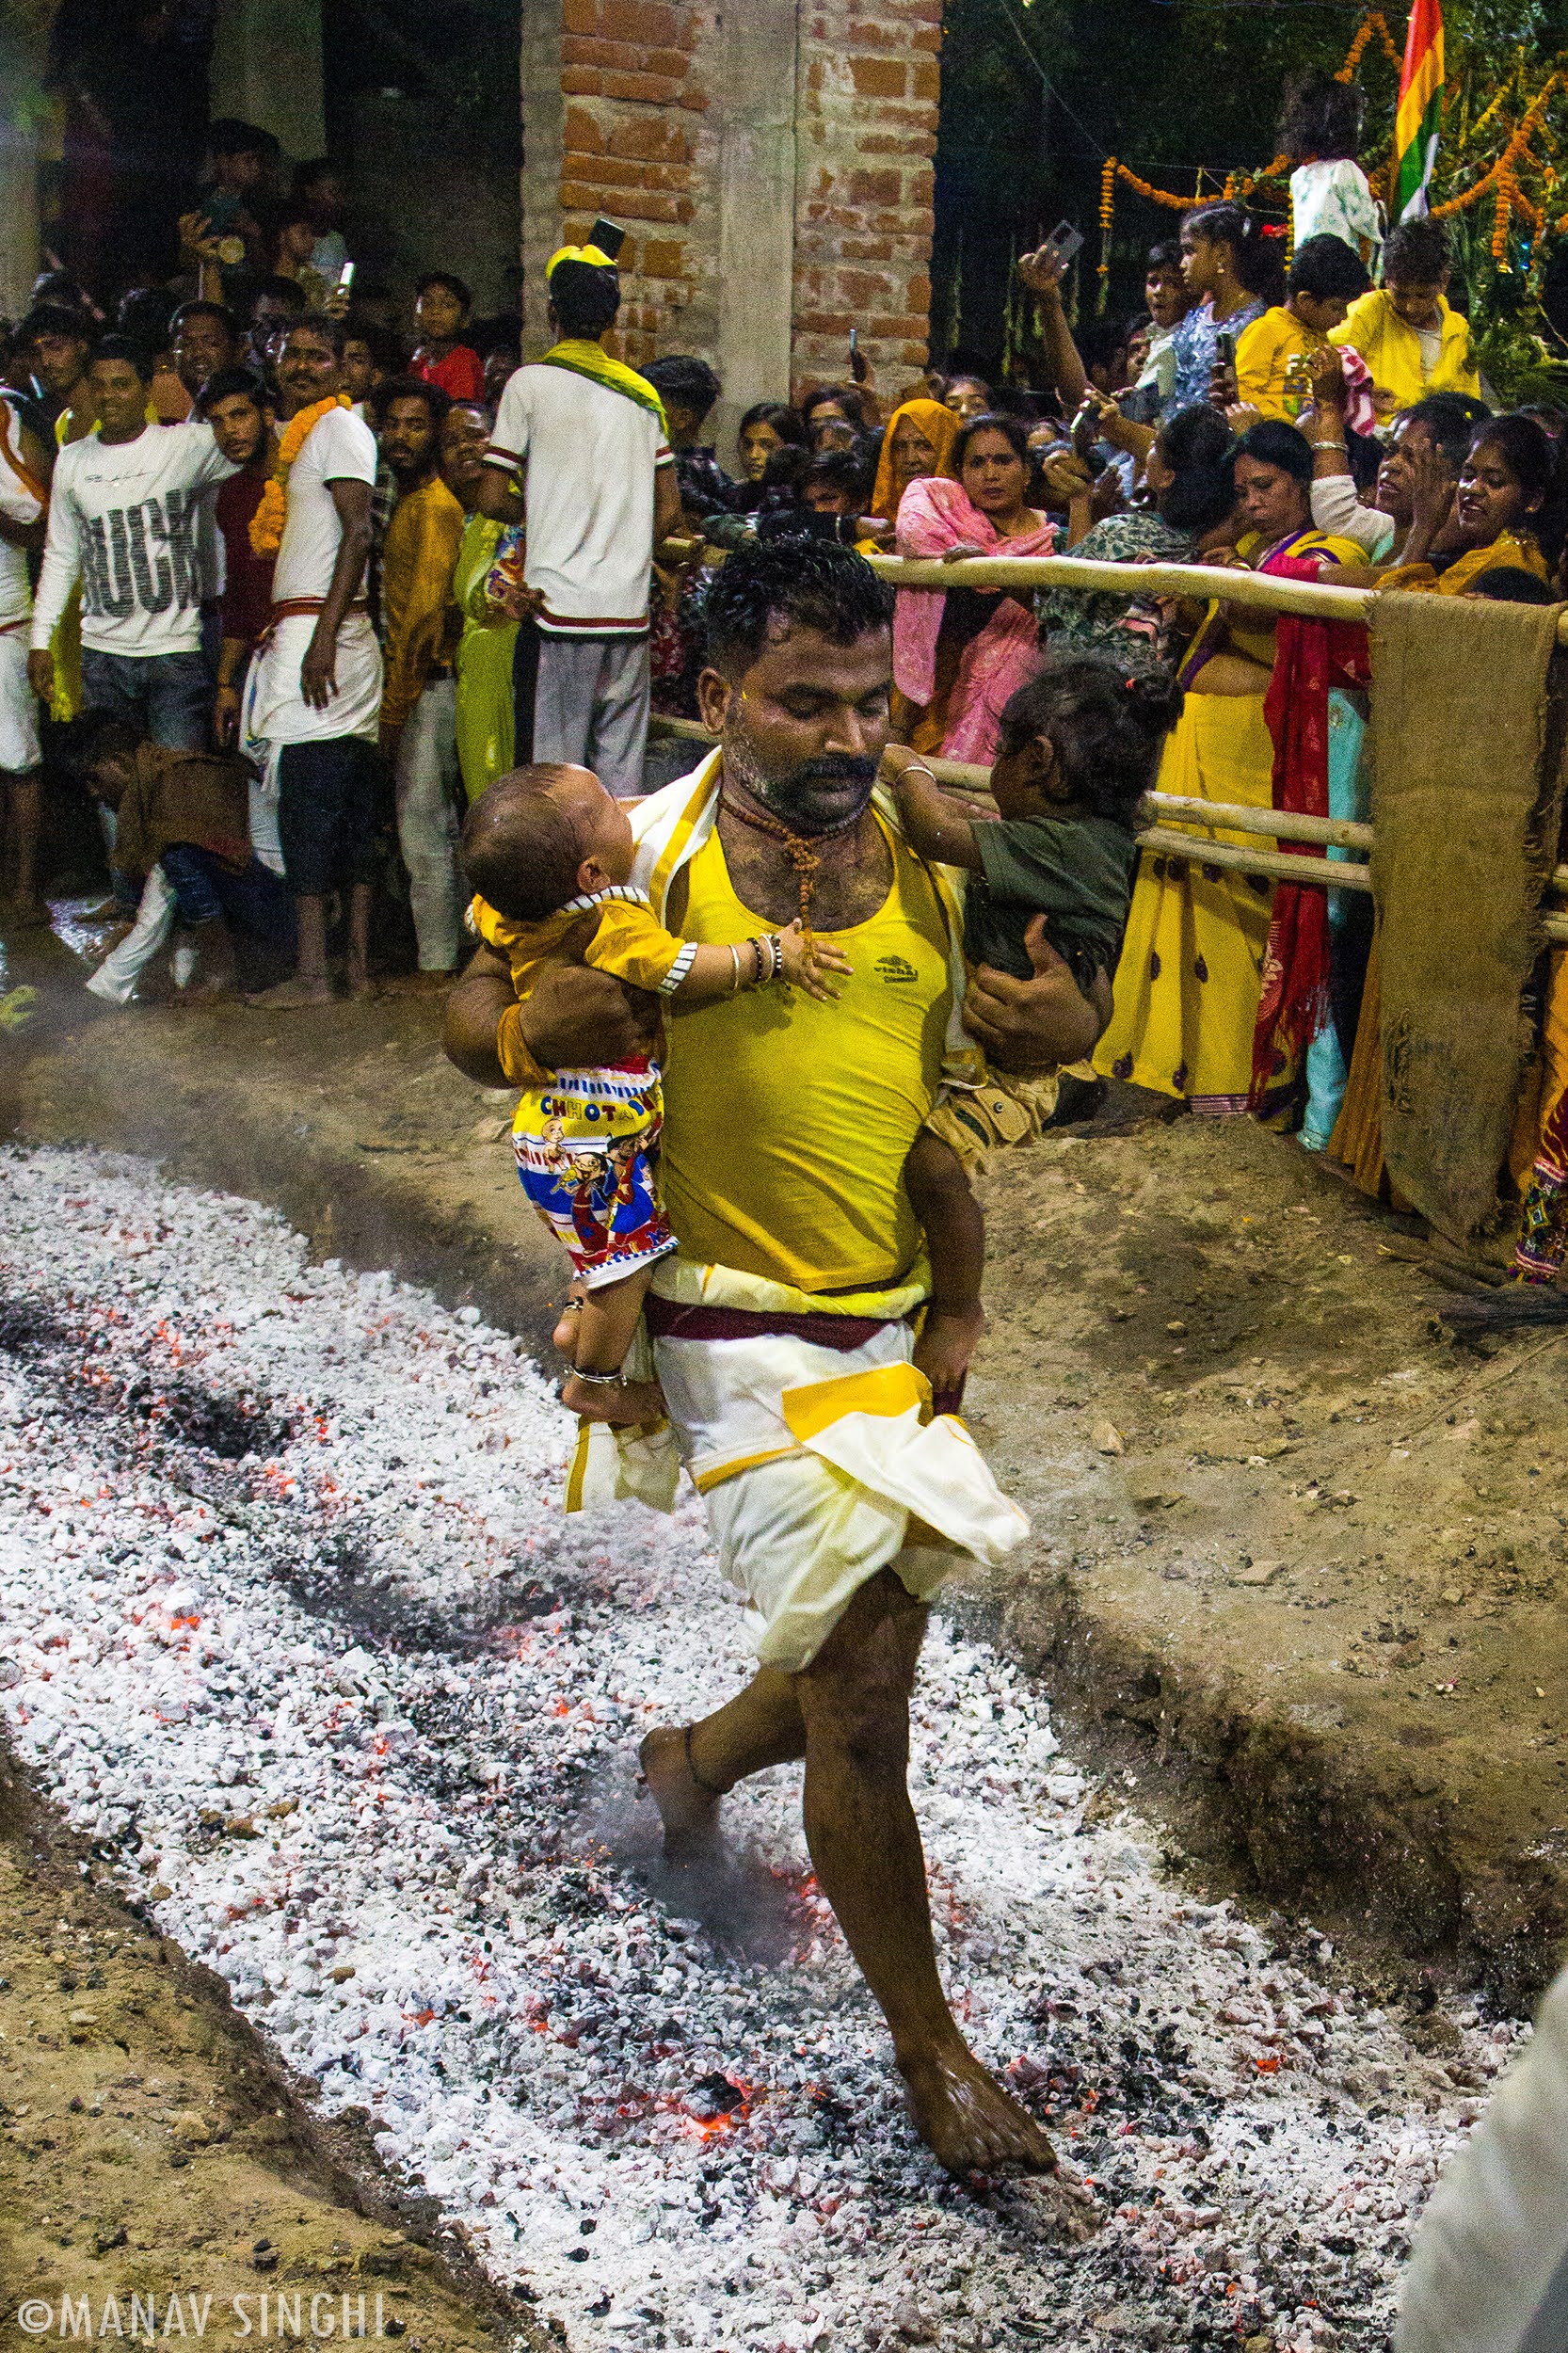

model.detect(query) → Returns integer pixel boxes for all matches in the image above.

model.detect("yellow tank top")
[661,813,953,1291]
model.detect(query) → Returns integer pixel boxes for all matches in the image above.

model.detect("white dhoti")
[568,1262,1029,1672]
[242,610,383,792]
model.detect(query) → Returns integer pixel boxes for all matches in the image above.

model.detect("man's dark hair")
[171,299,239,342]
[368,373,453,431]
[344,316,407,372]
[1383,218,1449,284]
[416,269,472,313]
[88,333,154,386]
[702,539,894,676]
[18,302,92,352]
[548,258,620,339]
[1077,317,1130,378]
[644,354,722,423]
[117,286,177,349]
[69,708,143,780]
[283,311,348,359]
[460,769,591,924]
[1400,392,1491,474]
[1288,233,1371,305]
[250,275,308,318]
[293,157,340,197]
[1465,566,1556,605]
[194,365,271,416]
[208,117,272,162]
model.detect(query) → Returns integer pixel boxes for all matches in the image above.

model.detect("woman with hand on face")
[1381,413,1560,594]
[1094,418,1362,1121]
[891,411,1055,761]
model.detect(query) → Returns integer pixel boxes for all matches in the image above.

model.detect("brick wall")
[545,0,722,366]
[519,0,939,397]
[792,0,939,396]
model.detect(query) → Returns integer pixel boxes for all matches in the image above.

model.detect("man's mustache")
[788,756,879,790]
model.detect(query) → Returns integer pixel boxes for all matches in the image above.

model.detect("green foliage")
[934,0,1568,368]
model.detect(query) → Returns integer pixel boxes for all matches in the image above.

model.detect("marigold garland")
[249,394,353,559]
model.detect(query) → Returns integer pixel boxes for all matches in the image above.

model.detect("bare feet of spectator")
[244,974,332,1009]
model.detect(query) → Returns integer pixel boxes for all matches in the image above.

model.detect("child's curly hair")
[996,656,1184,828]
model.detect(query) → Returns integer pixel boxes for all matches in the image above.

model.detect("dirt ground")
[8,920,1568,2324]
[0,1743,545,2353]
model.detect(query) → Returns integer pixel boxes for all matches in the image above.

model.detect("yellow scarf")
[537,338,666,428]
[249,394,352,558]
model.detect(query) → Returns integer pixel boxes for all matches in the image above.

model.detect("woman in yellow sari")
[1330,412,1558,1201]
[1095,420,1363,1113]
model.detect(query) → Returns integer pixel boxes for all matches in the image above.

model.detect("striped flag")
[1394,0,1445,220]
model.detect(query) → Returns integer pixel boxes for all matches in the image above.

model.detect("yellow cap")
[546,242,617,277]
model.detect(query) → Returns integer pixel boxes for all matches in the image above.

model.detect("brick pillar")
[518,0,938,406]
[792,0,939,398]
[524,0,718,366]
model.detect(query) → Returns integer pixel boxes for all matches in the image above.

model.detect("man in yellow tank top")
[446,544,1105,2184]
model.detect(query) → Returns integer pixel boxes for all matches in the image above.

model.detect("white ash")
[0,1144,1524,2353]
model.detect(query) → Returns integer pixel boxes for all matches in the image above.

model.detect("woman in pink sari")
[893,413,1057,761]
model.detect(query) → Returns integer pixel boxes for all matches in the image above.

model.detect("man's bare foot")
[899,2041,1061,2176]
[244,975,332,1009]
[561,1371,667,1425]
[376,968,456,995]
[637,1725,724,1859]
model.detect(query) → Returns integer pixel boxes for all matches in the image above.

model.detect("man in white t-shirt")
[477,246,680,796]
[242,313,380,1009]
[27,336,236,752]
[0,399,48,926]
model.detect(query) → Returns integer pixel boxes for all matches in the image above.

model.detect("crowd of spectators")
[4,76,1568,1271]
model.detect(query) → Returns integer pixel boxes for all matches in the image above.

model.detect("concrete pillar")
[712,0,800,452]
[211,0,326,164]
[0,111,40,321]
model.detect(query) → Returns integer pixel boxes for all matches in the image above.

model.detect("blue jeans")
[159,844,297,948]
[80,648,213,751]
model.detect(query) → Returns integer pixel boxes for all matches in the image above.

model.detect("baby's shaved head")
[461,763,601,922]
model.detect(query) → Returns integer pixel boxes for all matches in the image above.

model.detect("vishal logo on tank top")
[874,952,920,985]
[78,490,205,623]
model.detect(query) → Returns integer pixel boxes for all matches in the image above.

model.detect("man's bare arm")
[443,944,661,1090]
[653,463,681,546]
[476,460,524,523]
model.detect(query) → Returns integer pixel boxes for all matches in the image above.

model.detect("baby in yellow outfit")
[463,763,845,1424]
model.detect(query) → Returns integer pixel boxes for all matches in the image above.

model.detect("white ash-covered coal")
[0,1147,1523,2352]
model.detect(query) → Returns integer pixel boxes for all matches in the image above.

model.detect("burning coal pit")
[0,1144,1524,2353]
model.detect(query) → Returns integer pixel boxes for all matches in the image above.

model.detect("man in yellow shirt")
[446,544,1106,2187]
[374,376,467,980]
[1329,217,1481,424]
[1234,233,1370,419]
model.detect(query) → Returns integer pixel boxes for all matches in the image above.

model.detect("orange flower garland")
[249,394,353,558]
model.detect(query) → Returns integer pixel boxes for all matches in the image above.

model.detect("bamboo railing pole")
[864,552,1379,620]
[1133,824,1372,892]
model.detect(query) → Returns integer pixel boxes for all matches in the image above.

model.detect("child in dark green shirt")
[886,655,1184,1000]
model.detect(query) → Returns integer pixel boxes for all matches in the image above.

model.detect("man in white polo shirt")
[477,244,680,796]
